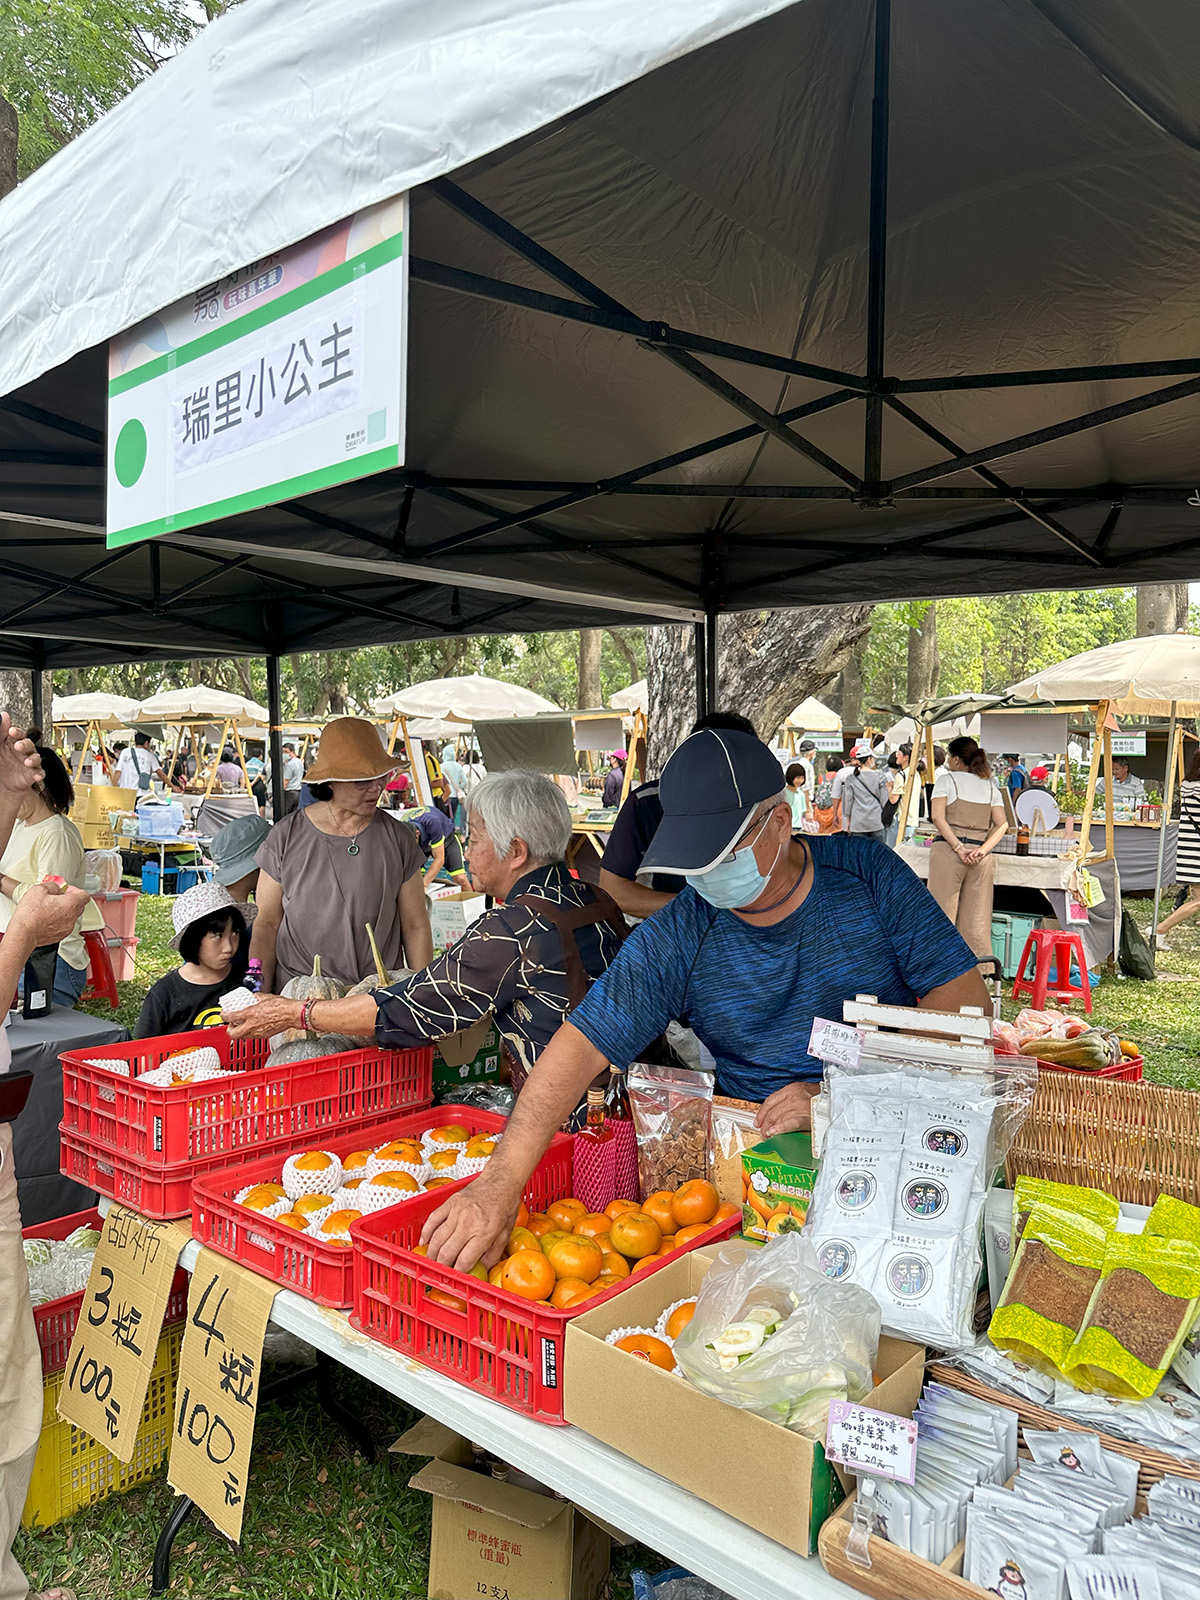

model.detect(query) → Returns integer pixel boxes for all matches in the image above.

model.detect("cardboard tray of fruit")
[351,1176,741,1424]
[190,1108,552,1307]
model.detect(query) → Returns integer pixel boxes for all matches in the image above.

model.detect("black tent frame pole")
[266,652,284,823]
[30,642,44,732]
[864,0,891,497]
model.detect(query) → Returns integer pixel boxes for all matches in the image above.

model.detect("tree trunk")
[906,603,939,700]
[646,605,873,773]
[839,633,869,734]
[1137,584,1189,637]
[577,629,602,709]
[0,92,17,198]
[606,627,640,680]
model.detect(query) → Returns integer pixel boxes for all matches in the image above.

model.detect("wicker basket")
[1006,1071,1200,1207]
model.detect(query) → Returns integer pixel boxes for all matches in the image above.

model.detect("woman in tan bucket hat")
[249,718,433,990]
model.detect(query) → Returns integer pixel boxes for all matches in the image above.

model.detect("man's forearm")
[920,969,990,1015]
[598,869,674,920]
[308,995,381,1036]
[485,1022,608,1192]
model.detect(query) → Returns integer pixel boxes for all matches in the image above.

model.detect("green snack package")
[989,1203,1109,1375]
[1145,1194,1200,1249]
[1063,1233,1200,1400]
[1011,1177,1119,1251]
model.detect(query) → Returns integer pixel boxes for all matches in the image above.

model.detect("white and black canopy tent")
[2,0,1200,723]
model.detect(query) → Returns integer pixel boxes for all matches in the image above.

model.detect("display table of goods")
[813,1010,1200,1600]
[57,1024,434,1216]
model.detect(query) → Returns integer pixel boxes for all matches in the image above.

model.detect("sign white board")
[804,732,845,752]
[107,196,407,547]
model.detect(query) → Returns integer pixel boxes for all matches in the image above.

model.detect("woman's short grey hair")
[468,770,572,863]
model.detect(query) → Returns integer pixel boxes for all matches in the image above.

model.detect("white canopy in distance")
[1009,636,1200,717]
[610,680,648,714]
[785,696,841,732]
[51,692,143,730]
[132,686,270,722]
[374,675,560,722]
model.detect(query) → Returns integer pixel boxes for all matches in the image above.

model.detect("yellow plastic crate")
[22,1321,183,1529]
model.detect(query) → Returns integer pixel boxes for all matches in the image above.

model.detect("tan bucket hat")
[303,718,395,783]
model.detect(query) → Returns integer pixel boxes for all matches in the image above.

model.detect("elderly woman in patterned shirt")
[227,769,626,1109]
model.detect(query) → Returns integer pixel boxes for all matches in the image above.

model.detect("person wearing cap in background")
[419,726,989,1272]
[1027,764,1052,794]
[598,711,759,919]
[209,814,271,912]
[601,750,627,808]
[840,742,891,844]
[249,718,433,992]
[134,882,251,1037]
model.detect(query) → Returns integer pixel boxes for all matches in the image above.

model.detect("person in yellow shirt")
[0,744,105,1006]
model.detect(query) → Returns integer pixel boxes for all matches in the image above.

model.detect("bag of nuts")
[626,1062,713,1196]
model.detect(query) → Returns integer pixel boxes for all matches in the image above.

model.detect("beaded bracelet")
[299,998,315,1032]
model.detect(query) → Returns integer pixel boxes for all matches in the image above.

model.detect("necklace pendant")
[347,841,360,855]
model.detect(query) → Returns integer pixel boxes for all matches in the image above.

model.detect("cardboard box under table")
[564,1250,925,1559]
[396,1418,610,1600]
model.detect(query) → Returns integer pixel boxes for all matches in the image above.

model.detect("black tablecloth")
[10,1007,129,1224]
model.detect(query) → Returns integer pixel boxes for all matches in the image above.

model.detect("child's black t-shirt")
[134,970,243,1038]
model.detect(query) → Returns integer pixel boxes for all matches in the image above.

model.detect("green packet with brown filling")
[1063,1233,1200,1400]
[1011,1177,1119,1251]
[989,1203,1109,1375]
[1145,1194,1200,1248]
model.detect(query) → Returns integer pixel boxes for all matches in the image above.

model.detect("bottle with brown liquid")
[1016,822,1030,857]
[575,1086,612,1145]
[604,1065,631,1122]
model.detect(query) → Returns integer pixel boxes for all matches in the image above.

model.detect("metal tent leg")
[316,1350,376,1461]
[151,1494,195,1594]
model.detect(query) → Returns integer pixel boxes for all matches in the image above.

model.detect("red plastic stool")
[1011,928,1092,1013]
[79,929,120,1009]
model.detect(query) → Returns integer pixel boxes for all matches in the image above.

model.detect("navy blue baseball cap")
[638,728,787,877]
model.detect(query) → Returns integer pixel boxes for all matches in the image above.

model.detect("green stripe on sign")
[108,232,404,398]
[105,445,401,548]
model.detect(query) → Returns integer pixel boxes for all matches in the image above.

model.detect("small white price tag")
[808,1017,863,1069]
[826,1401,918,1485]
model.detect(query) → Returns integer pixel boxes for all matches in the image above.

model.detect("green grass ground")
[18,888,1200,1595]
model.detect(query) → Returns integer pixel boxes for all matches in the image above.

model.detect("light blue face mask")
[686,815,777,909]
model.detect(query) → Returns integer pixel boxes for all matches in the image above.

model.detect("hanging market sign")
[106,196,408,548]
[804,732,844,752]
[1089,733,1148,758]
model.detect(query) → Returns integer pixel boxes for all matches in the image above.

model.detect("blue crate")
[991,912,1043,979]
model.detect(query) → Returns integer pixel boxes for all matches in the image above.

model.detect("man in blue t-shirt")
[420,726,988,1272]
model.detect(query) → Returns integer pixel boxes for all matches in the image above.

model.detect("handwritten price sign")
[808,1017,864,1070]
[826,1401,918,1485]
[168,1247,278,1542]
[57,1207,190,1460]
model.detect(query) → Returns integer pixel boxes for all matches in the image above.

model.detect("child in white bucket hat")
[134,882,251,1038]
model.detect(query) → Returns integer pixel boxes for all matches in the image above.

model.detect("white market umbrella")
[52,692,141,730]
[1012,635,1200,955]
[374,674,560,722]
[610,679,648,714]
[1009,635,1200,717]
[132,685,270,722]
[883,713,980,746]
[405,716,462,742]
[785,695,841,732]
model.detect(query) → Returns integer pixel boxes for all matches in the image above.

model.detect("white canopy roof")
[0,0,792,401]
[132,686,270,722]
[51,692,142,730]
[610,680,648,713]
[785,696,841,731]
[1009,636,1200,717]
[883,713,981,746]
[374,675,560,722]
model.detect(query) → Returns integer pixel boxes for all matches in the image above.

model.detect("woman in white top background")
[0,744,105,1005]
[1156,749,1200,947]
[927,735,1008,957]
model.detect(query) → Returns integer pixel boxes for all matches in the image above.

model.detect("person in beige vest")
[927,735,1008,958]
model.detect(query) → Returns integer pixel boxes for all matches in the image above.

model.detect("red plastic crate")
[60,1026,432,1165]
[1035,1052,1144,1083]
[23,1207,188,1375]
[351,1177,741,1425]
[190,1108,561,1308]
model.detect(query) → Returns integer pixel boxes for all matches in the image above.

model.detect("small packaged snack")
[1012,1177,1119,1250]
[1063,1233,1200,1400]
[1146,1194,1200,1248]
[989,1204,1108,1373]
[626,1062,712,1194]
